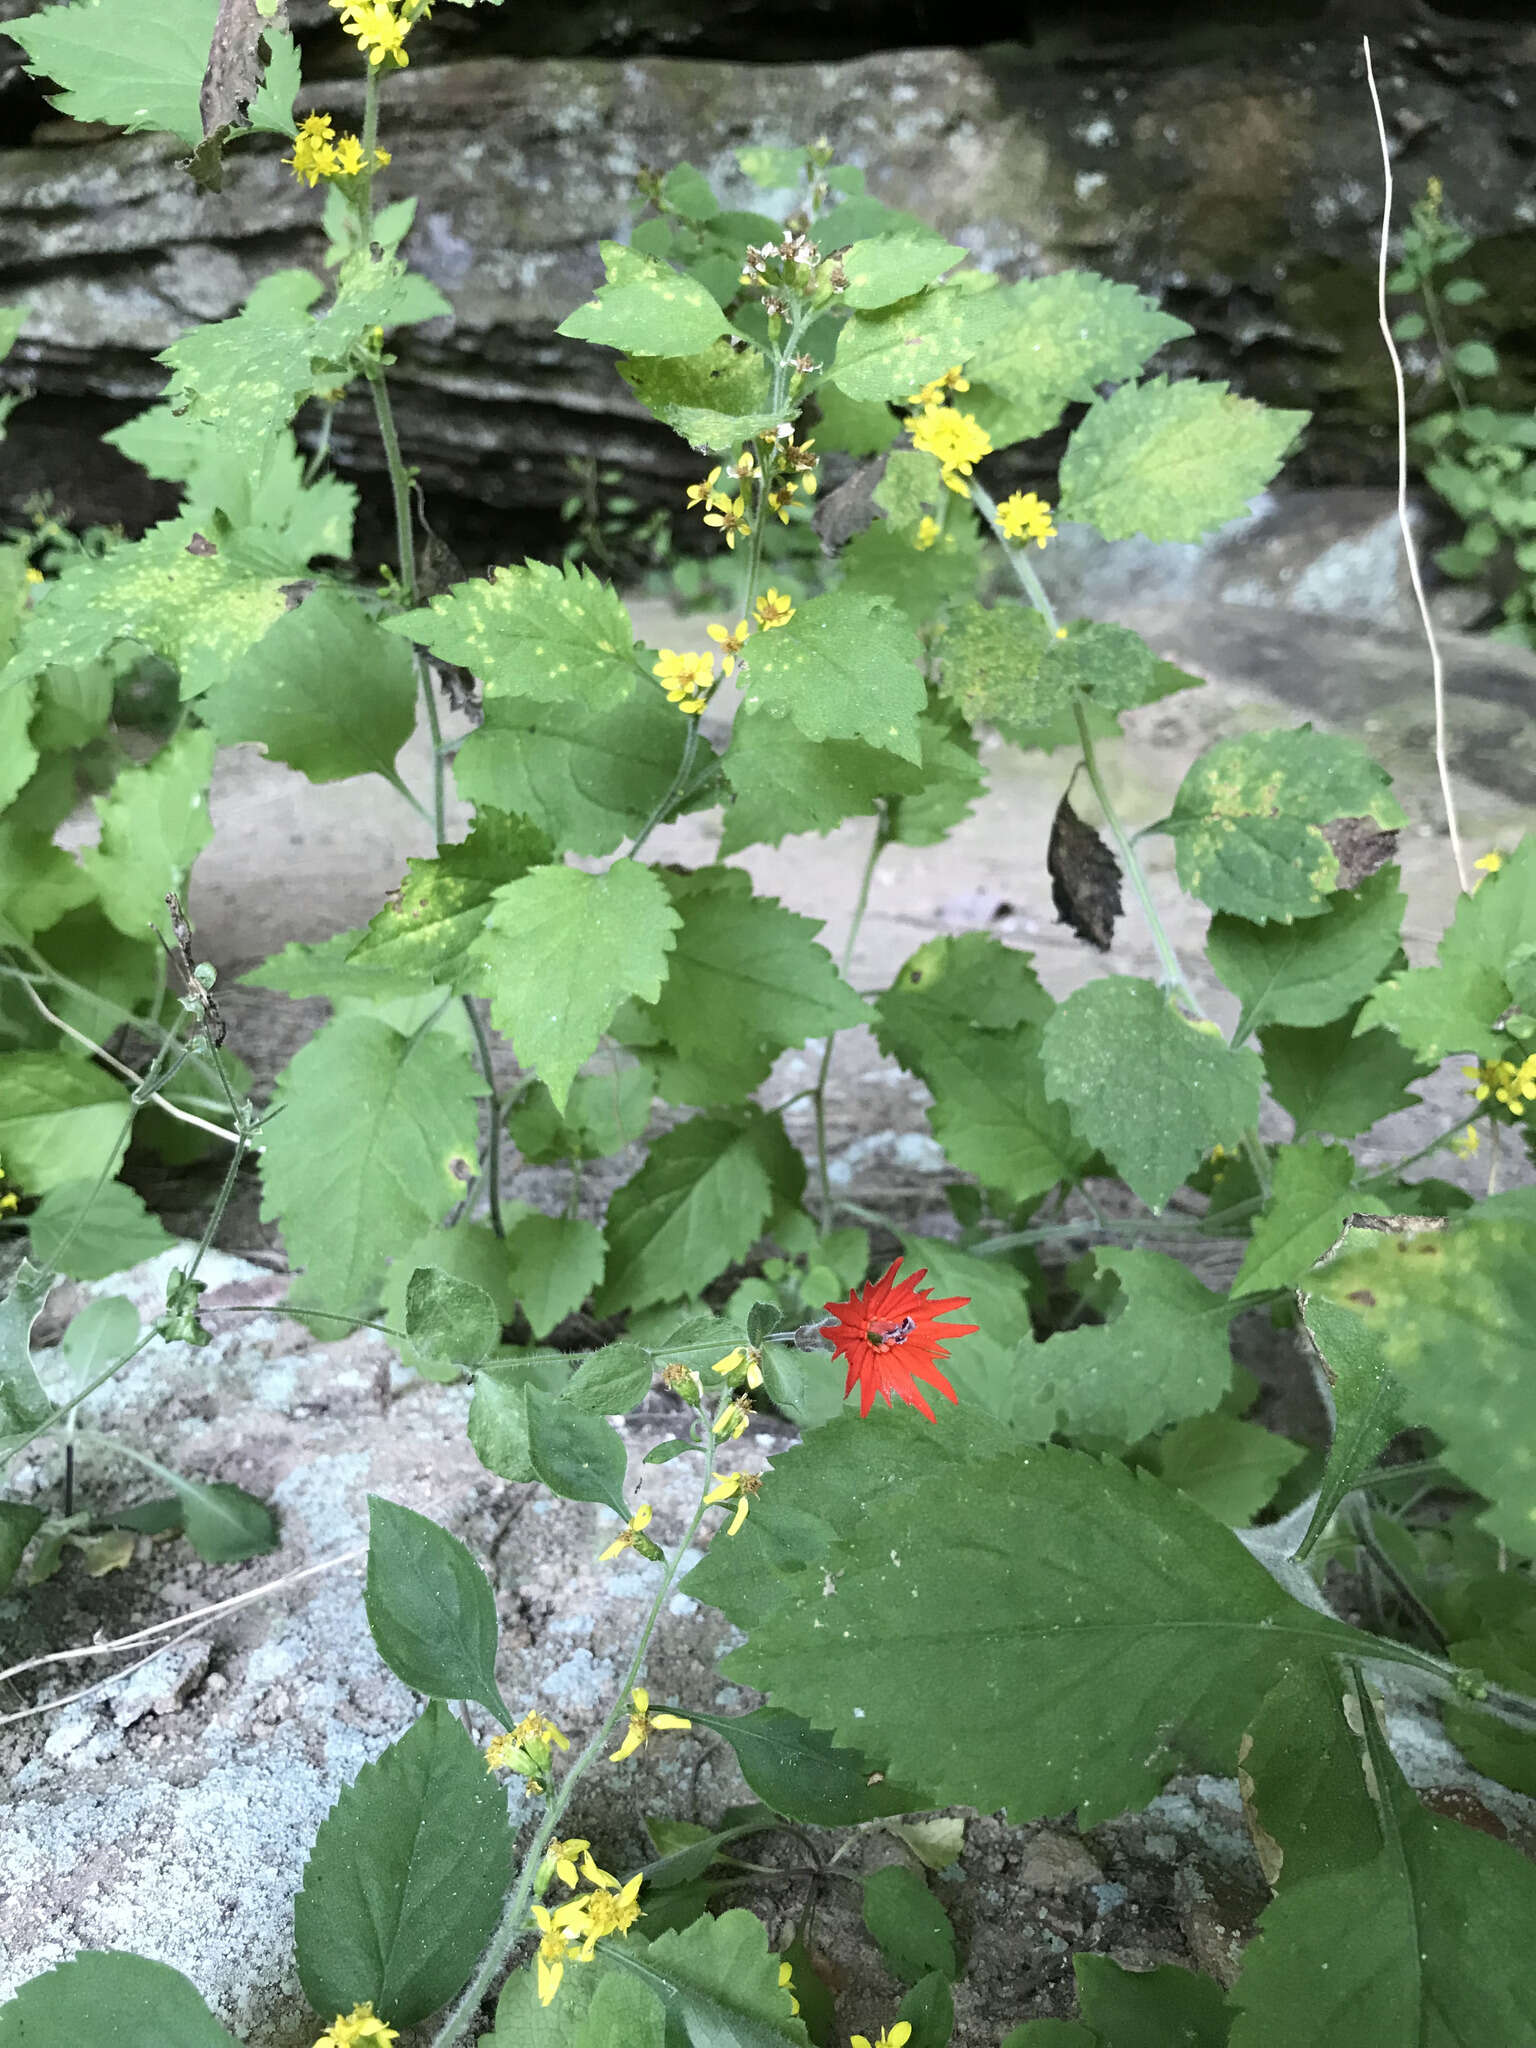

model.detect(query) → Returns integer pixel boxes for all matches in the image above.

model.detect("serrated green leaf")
[887,711,986,847]
[862,1865,957,1985]
[1013,1248,1235,1442]
[720,1414,1370,1825]
[9,0,219,146]
[471,859,680,1113]
[454,688,684,857]
[830,282,1011,403]
[1228,1705,1536,2047]
[894,1233,1031,1422]
[558,241,726,357]
[505,1063,654,1165]
[935,597,1052,736]
[249,20,300,135]
[364,1498,511,1721]
[1294,1297,1400,1561]
[200,588,417,784]
[505,1213,607,1339]
[0,1054,128,1195]
[0,1952,236,2048]
[295,1700,512,2028]
[719,712,925,855]
[1075,1955,1229,2048]
[619,340,779,449]
[812,381,900,457]
[563,1338,651,1414]
[388,560,637,712]
[81,728,214,942]
[684,1706,922,1827]
[1231,1142,1373,1298]
[839,511,986,628]
[1309,1200,1536,1554]
[351,811,553,985]
[840,234,967,311]
[525,1388,629,1517]
[1240,1658,1382,1890]
[962,271,1191,448]
[1150,1413,1305,1527]
[260,1015,483,1315]
[156,273,325,443]
[1261,1011,1426,1142]
[27,1177,175,1280]
[1161,728,1405,924]
[30,658,114,753]
[1058,376,1307,543]
[1208,868,1407,1036]
[0,1259,55,1459]
[593,1112,778,1316]
[1041,978,1262,1209]
[380,1224,522,1375]
[405,1267,502,1371]
[240,928,436,1004]
[737,590,925,762]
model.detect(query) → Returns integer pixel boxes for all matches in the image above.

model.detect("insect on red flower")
[823,1259,978,1422]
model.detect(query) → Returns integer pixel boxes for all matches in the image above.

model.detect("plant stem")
[462,996,505,1237]
[813,809,889,1230]
[628,717,701,860]
[428,1423,724,2048]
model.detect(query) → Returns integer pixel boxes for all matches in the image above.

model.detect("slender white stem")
[1362,35,1470,894]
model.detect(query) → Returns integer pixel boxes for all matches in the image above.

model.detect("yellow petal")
[651,1711,692,1731]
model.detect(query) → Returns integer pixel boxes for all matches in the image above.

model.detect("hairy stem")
[462,996,505,1237]
[813,809,889,1230]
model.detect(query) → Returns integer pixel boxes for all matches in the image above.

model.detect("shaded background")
[1,0,1534,566]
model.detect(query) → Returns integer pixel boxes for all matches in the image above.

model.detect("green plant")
[3,7,1536,2047]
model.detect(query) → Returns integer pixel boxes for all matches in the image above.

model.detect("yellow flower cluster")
[852,2025,912,2048]
[910,401,993,496]
[284,113,391,187]
[609,1685,691,1763]
[484,1709,570,1793]
[704,1469,761,1535]
[684,429,818,547]
[996,489,1057,549]
[531,1854,645,2006]
[913,515,941,552]
[907,367,969,407]
[1465,1054,1536,1116]
[331,0,429,68]
[313,2006,398,2048]
[651,591,796,715]
[0,1153,18,1215]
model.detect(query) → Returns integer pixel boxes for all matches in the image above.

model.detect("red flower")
[823,1258,978,1423]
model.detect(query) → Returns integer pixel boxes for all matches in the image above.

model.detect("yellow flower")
[851,2027,912,2048]
[996,490,1057,549]
[1463,1055,1536,1115]
[907,367,969,407]
[686,466,724,511]
[339,0,410,66]
[767,482,798,524]
[712,1398,752,1441]
[652,647,714,714]
[703,494,751,548]
[732,447,759,482]
[1449,1125,1481,1159]
[542,1836,590,1889]
[24,565,44,585]
[599,1501,654,1563]
[706,619,748,676]
[532,1903,584,2007]
[712,1345,764,1389]
[753,589,795,631]
[913,516,940,552]
[609,1686,691,1762]
[779,1961,800,2016]
[374,146,392,167]
[1473,850,1504,888]
[332,133,367,176]
[0,1156,18,1215]
[485,1710,570,1791]
[704,1470,761,1537]
[313,2006,399,2048]
[565,1873,645,1957]
[909,403,991,496]
[285,113,339,186]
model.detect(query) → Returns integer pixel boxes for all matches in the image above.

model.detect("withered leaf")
[1323,814,1399,891]
[1048,790,1123,952]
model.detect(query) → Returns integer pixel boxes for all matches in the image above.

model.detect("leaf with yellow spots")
[838,231,968,310]
[385,560,638,710]
[558,240,727,358]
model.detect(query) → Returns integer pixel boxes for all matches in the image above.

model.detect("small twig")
[1362,36,1470,895]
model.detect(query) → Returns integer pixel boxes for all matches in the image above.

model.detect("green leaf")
[1160,729,1405,924]
[200,589,418,784]
[1452,340,1499,378]
[0,810,92,943]
[454,689,685,858]
[736,144,811,188]
[155,272,326,446]
[830,282,1011,403]
[619,340,779,449]
[632,868,868,1103]
[240,928,436,1005]
[1058,377,1307,543]
[0,1952,236,2048]
[1013,1248,1235,1442]
[1228,1707,1536,2047]
[0,1259,55,1459]
[563,1338,652,1415]
[1207,868,1407,1035]
[962,271,1191,448]
[576,1975,667,2048]
[525,1388,629,1518]
[472,859,680,1113]
[1149,1414,1305,1527]
[351,811,553,987]
[0,676,38,810]
[719,1413,1368,1825]
[861,1865,957,1985]
[840,234,967,310]
[737,590,926,762]
[1041,978,1262,1210]
[506,1063,654,1165]
[171,1477,278,1563]
[936,598,1051,737]
[558,242,725,357]
[1075,1955,1230,2048]
[59,1295,141,1381]
[1294,1296,1400,1561]
[505,1213,607,1339]
[593,1112,780,1316]
[719,714,925,855]
[999,2024,1095,2047]
[295,1700,512,2028]
[1239,1658,1382,1891]
[381,1224,520,1367]
[259,1016,483,1315]
[387,560,637,712]
[9,0,219,146]
[1310,1201,1536,1554]
[1231,1142,1370,1298]
[365,1497,511,1722]
[405,1267,502,1372]
[840,512,987,629]
[249,21,300,135]
[684,1706,922,1827]
[467,1369,537,1484]
[30,658,115,752]
[812,381,900,457]
[1260,1012,1426,1142]
[81,729,214,942]
[0,1054,128,1195]
[0,1499,45,1592]
[28,1177,175,1280]
[897,1974,955,2048]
